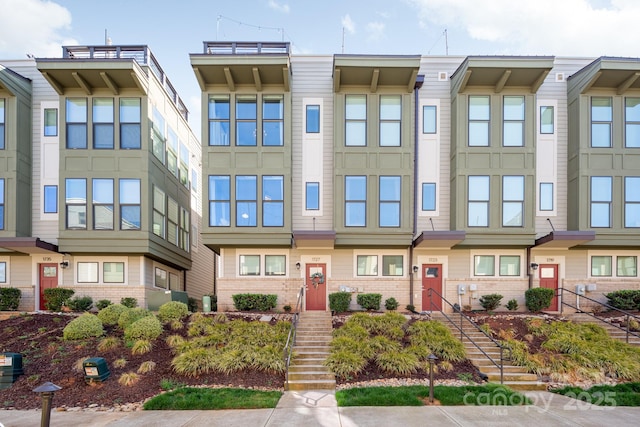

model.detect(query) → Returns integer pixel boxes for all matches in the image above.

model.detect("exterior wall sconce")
[295,262,301,270]
[59,261,69,269]
[413,265,419,273]
[530,263,539,270]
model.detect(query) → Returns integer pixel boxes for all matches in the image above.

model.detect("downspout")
[527,245,533,289]
[410,75,425,307]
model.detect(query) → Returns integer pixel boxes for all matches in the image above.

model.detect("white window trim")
[588,250,639,278]
[418,99,441,217]
[536,99,558,217]
[302,97,324,217]
[40,101,60,221]
[73,256,129,286]
[353,249,408,278]
[237,249,291,278]
[470,250,525,278]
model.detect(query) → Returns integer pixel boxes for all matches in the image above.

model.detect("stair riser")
[288,366,328,372]
[487,374,538,382]
[291,358,326,365]
[286,382,336,391]
[288,373,335,381]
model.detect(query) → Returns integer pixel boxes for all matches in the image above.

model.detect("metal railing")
[427,288,510,384]
[283,285,304,383]
[203,41,290,55]
[560,287,640,343]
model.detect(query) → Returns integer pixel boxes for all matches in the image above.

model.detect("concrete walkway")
[1,390,640,426]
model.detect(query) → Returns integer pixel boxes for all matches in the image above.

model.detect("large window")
[263,95,284,146]
[66,178,86,229]
[626,98,640,148]
[345,176,366,227]
[92,178,113,230]
[77,262,99,283]
[345,95,366,146]
[591,256,612,277]
[0,99,4,149]
[92,98,114,149]
[379,95,401,146]
[468,96,490,147]
[503,176,524,227]
[44,108,58,137]
[208,95,230,146]
[66,98,87,149]
[306,105,320,133]
[263,176,284,226]
[209,175,230,226]
[103,262,124,283]
[422,183,436,211]
[474,255,495,276]
[618,256,637,277]
[423,105,437,134]
[540,106,554,134]
[120,179,140,230]
[468,176,489,227]
[44,185,58,213]
[265,255,286,276]
[591,176,612,227]
[239,255,260,276]
[236,176,257,226]
[120,98,141,149]
[591,97,612,147]
[153,186,165,237]
[382,255,403,276]
[379,176,400,227]
[357,255,378,276]
[236,96,257,146]
[539,183,553,211]
[305,182,319,210]
[499,256,520,276]
[625,177,640,227]
[503,96,524,146]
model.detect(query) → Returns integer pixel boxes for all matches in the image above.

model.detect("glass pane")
[121,205,141,229]
[0,262,5,282]
[499,255,520,276]
[263,202,283,226]
[503,176,524,200]
[155,268,167,288]
[591,123,611,147]
[236,96,257,119]
[104,262,124,283]
[93,98,113,122]
[209,176,230,200]
[540,183,553,211]
[626,177,640,202]
[209,121,230,146]
[468,202,488,226]
[591,203,610,227]
[422,183,436,211]
[346,95,366,119]
[626,98,640,121]
[357,255,377,276]
[503,122,523,146]
[474,255,494,276]
[66,98,87,122]
[423,105,436,134]
[209,201,230,226]
[263,96,283,119]
[346,202,366,226]
[625,204,640,227]
[306,182,319,210]
[153,187,165,213]
[469,96,490,120]
[120,98,141,122]
[306,105,320,133]
[380,176,400,201]
[67,205,86,228]
[346,176,366,200]
[66,179,86,202]
[380,122,400,146]
[540,106,554,134]
[592,97,612,121]
[383,255,403,276]
[626,123,640,148]
[469,176,489,200]
[236,202,257,226]
[504,96,524,120]
[44,108,58,136]
[503,202,523,226]
[236,176,257,199]
[263,176,283,200]
[67,124,87,148]
[617,256,637,277]
[120,123,141,149]
[120,179,140,204]
[78,262,99,282]
[240,255,260,275]
[380,203,400,227]
[209,96,230,119]
[265,255,286,276]
[380,96,401,120]
[346,122,366,146]
[236,122,257,146]
[44,185,57,213]
[93,123,114,149]
[263,121,283,146]
[94,204,113,229]
[469,122,489,146]
[93,179,113,203]
[591,177,612,201]
[591,256,612,276]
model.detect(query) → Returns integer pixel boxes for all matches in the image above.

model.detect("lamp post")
[33,382,61,427]
[428,354,438,404]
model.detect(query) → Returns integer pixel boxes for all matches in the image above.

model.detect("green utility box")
[0,352,24,390]
[83,357,110,383]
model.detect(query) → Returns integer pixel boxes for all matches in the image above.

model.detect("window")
[305,182,319,210]
[0,262,5,283]
[469,96,490,146]
[44,185,58,213]
[499,256,520,276]
[239,255,260,275]
[66,178,86,229]
[167,128,178,177]
[169,273,180,291]
[617,256,637,277]
[423,105,437,134]
[120,179,140,230]
[180,207,190,251]
[263,95,284,146]
[92,178,113,230]
[265,255,286,276]
[153,186,165,237]
[379,176,400,227]
[591,97,612,147]
[468,176,489,227]
[152,107,165,162]
[539,183,553,211]
[77,262,99,283]
[191,169,198,193]
[0,179,3,229]
[540,106,554,134]
[422,183,436,211]
[44,108,58,137]
[380,95,401,146]
[625,177,640,227]
[474,255,495,276]
[66,98,87,149]
[626,98,640,148]
[345,176,366,226]
[179,142,189,187]
[503,96,524,146]
[382,255,403,276]
[236,95,257,146]
[236,176,257,226]
[306,105,320,133]
[345,95,366,146]
[0,99,4,149]
[357,255,378,276]
[263,176,284,226]
[503,176,524,227]
[167,197,179,246]
[209,176,230,226]
[93,98,114,149]
[103,262,124,283]
[208,95,230,146]
[155,267,167,289]
[120,98,141,149]
[591,176,612,227]
[591,255,612,277]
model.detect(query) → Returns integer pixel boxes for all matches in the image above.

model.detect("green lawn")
[143,387,283,410]
[552,383,640,406]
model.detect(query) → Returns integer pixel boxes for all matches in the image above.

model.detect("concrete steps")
[285,311,336,391]
[569,313,640,346]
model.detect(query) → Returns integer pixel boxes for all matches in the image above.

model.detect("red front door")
[422,264,442,311]
[39,263,59,310]
[539,264,558,311]
[305,263,326,311]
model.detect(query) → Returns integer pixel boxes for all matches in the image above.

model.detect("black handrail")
[283,285,304,383]
[427,288,509,384]
[560,287,640,344]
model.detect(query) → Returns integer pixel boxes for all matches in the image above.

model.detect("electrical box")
[83,357,110,383]
[585,283,597,292]
[458,284,466,295]
[0,353,24,390]
[469,284,477,292]
[575,284,586,296]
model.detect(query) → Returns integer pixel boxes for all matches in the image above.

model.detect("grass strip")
[143,387,282,410]
[551,382,640,406]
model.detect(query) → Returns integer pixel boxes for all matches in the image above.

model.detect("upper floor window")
[591,97,612,147]
[422,183,436,211]
[66,98,87,149]
[167,197,179,246]
[0,99,4,149]
[540,106,554,134]
[590,176,612,227]
[345,95,366,146]
[151,107,165,162]
[263,95,284,146]
[306,105,320,133]
[263,175,284,226]
[44,108,58,137]
[208,95,230,146]
[423,105,437,134]
[0,179,4,230]
[120,179,141,230]
[468,96,490,147]
[167,128,178,177]
[92,178,114,230]
[539,182,553,211]
[153,186,166,237]
[345,176,366,226]
[92,98,114,149]
[468,176,489,227]
[305,182,319,210]
[180,207,190,251]
[625,177,640,227]
[44,185,58,214]
[625,97,640,148]
[65,178,86,229]
[236,95,257,146]
[502,176,524,227]
[120,98,141,149]
[209,175,230,227]
[379,176,400,227]
[236,175,257,226]
[503,96,524,147]
[380,95,401,147]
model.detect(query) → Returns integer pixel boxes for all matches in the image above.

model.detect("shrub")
[95,299,112,310]
[506,299,519,311]
[479,294,503,311]
[120,297,138,308]
[376,350,419,376]
[131,339,153,355]
[158,301,189,323]
[323,349,366,379]
[98,304,129,326]
[406,304,417,313]
[357,293,382,311]
[384,297,399,311]
[118,372,140,387]
[43,288,75,311]
[232,294,277,311]
[66,296,93,312]
[124,315,163,341]
[525,287,555,312]
[137,361,156,374]
[97,336,121,352]
[118,307,153,329]
[0,287,21,311]
[329,292,351,313]
[113,358,127,368]
[605,290,640,311]
[187,297,199,312]
[63,313,104,340]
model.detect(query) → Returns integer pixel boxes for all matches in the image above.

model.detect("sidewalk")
[1,390,640,426]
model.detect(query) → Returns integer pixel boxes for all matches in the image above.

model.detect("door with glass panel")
[305,263,326,311]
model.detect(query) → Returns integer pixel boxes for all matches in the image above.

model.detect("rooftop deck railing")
[202,41,289,55]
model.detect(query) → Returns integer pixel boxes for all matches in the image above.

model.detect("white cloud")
[366,22,385,41]
[342,14,356,34]
[406,0,640,56]
[0,0,77,58]
[268,0,290,14]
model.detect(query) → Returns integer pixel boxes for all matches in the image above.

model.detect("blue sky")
[1,0,639,131]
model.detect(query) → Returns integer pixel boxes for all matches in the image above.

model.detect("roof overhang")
[413,231,466,249]
[333,55,421,93]
[0,237,59,255]
[534,231,596,249]
[568,57,640,95]
[0,65,32,96]
[293,230,336,249]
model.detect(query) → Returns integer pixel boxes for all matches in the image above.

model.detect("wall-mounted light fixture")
[413,265,419,273]
[295,262,301,270]
[59,261,69,269]
[530,263,539,270]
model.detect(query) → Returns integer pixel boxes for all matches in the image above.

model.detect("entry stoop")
[285,311,336,391]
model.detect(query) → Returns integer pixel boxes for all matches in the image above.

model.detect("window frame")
[379,176,401,227]
[503,96,525,147]
[468,176,490,227]
[305,182,320,211]
[65,178,87,229]
[208,95,230,146]
[502,175,524,227]
[208,175,230,227]
[499,255,521,276]
[423,105,437,134]
[92,178,114,230]
[239,254,261,276]
[591,255,612,277]
[119,98,141,149]
[44,185,58,214]
[422,183,436,211]
[625,177,640,228]
[236,175,257,227]
[540,105,554,134]
[0,99,4,149]
[77,262,99,283]
[92,97,114,149]
[236,95,257,146]
[468,95,490,147]
[262,175,284,227]
[44,107,58,137]
[474,255,495,276]
[153,186,166,238]
[345,94,367,146]
[590,176,612,228]
[262,95,284,146]
[119,179,141,230]
[591,97,612,148]
[306,104,320,133]
[265,255,286,276]
[345,176,367,227]
[539,182,553,211]
[66,98,88,149]
[0,179,4,230]
[379,95,401,147]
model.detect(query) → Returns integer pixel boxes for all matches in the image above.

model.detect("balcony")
[202,41,289,55]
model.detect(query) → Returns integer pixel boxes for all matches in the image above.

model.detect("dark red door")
[539,264,558,311]
[39,263,58,310]
[305,263,326,310]
[422,264,442,311]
